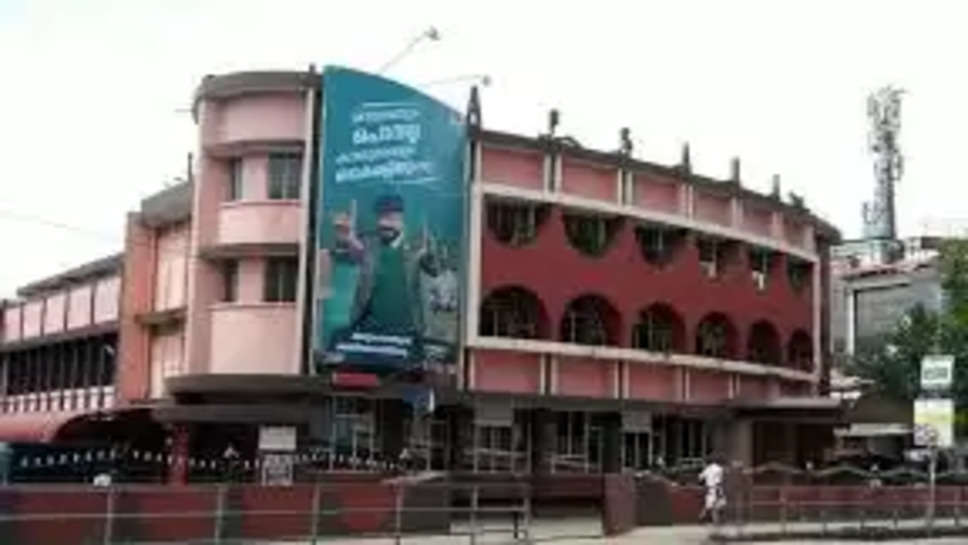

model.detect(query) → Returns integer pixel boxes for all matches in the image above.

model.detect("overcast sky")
[2,0,967,297]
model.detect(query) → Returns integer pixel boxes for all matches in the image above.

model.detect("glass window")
[267,153,302,200]
[227,158,243,201]
[264,257,298,302]
[221,260,238,303]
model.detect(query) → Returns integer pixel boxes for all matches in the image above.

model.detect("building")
[830,236,944,356]
[0,68,841,481]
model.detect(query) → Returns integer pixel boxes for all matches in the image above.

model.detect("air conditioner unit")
[700,260,717,278]
[752,271,767,291]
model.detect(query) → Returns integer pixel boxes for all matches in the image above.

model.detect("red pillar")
[168,425,191,485]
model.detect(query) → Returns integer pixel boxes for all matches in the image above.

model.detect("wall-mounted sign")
[314,66,467,372]
[258,426,297,452]
[261,453,293,486]
[921,355,954,391]
[622,411,652,433]
[914,398,953,448]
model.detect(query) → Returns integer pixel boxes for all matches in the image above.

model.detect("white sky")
[2,0,967,297]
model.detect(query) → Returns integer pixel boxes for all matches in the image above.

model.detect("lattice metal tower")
[862,86,905,240]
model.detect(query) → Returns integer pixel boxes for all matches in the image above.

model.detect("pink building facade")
[0,69,840,481]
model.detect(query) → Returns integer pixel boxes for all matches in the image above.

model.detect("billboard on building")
[314,66,466,371]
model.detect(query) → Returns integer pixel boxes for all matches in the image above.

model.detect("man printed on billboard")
[329,194,448,364]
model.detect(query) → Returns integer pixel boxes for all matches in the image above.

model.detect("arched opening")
[787,329,814,371]
[562,212,623,258]
[747,320,782,366]
[486,198,551,247]
[695,312,737,359]
[632,303,686,352]
[478,286,549,339]
[560,294,620,346]
[635,224,687,268]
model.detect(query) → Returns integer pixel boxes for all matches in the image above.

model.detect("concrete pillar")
[727,419,753,469]
[379,399,407,460]
[602,412,622,473]
[532,409,556,474]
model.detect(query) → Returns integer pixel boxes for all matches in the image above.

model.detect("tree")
[940,239,968,326]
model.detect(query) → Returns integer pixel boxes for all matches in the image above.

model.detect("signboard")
[622,411,652,433]
[261,453,294,486]
[921,355,954,391]
[258,426,297,452]
[914,398,954,448]
[315,66,466,371]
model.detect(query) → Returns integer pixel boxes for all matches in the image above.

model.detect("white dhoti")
[705,486,726,510]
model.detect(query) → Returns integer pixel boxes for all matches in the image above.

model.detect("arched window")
[479,287,548,339]
[787,330,814,371]
[635,225,686,267]
[563,212,622,257]
[632,304,685,352]
[695,313,737,358]
[560,295,620,346]
[486,199,550,247]
[787,258,812,294]
[747,320,782,365]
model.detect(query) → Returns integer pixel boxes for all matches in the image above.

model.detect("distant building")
[831,236,944,356]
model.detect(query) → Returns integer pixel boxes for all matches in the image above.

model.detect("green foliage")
[940,239,968,326]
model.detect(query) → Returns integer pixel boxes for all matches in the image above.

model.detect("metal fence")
[0,481,545,545]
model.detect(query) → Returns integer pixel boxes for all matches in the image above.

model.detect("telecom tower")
[861,86,904,261]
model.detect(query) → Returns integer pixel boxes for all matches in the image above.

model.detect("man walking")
[698,455,726,525]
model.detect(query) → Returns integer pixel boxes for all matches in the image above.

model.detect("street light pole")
[378,26,441,74]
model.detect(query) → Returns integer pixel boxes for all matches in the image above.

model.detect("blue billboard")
[314,67,466,371]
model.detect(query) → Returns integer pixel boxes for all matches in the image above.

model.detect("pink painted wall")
[633,174,680,214]
[688,370,729,403]
[218,201,301,246]
[556,356,615,398]
[154,223,189,311]
[693,191,731,227]
[150,327,185,398]
[93,276,120,323]
[480,146,544,190]
[738,375,770,399]
[43,293,66,335]
[627,364,679,402]
[743,206,772,238]
[560,159,617,202]
[472,349,541,393]
[784,217,806,247]
[67,285,93,330]
[209,93,305,146]
[21,301,42,339]
[2,305,21,343]
[208,304,296,374]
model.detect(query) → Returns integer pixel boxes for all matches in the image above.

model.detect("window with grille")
[632,307,680,352]
[747,321,781,365]
[788,330,813,370]
[563,213,621,257]
[486,201,549,247]
[695,315,732,358]
[221,260,239,303]
[479,287,543,339]
[636,226,684,267]
[264,258,298,302]
[560,296,614,345]
[227,158,243,201]
[787,259,811,293]
[749,247,772,291]
[697,238,719,278]
[267,153,302,200]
